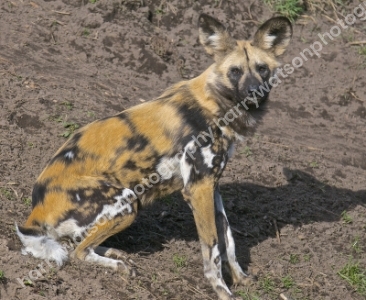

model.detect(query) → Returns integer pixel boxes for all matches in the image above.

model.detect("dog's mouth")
[240,94,268,111]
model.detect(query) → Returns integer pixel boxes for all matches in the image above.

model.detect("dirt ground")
[0,0,365,299]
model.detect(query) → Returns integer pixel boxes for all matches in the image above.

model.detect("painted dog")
[17,14,292,299]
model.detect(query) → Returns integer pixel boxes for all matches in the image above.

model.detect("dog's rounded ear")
[252,17,292,56]
[198,14,236,60]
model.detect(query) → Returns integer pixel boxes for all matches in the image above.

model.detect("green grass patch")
[352,236,362,254]
[236,290,260,300]
[0,188,13,200]
[60,122,79,138]
[341,210,353,224]
[282,275,295,289]
[173,254,186,269]
[22,197,32,206]
[240,146,252,157]
[263,0,304,22]
[289,253,300,264]
[309,161,318,168]
[82,28,90,36]
[338,261,366,296]
[260,276,275,293]
[86,111,95,118]
[62,101,73,110]
[358,46,366,56]
[303,253,312,262]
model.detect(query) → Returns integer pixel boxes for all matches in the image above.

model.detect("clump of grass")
[263,0,304,21]
[303,253,312,262]
[22,197,32,206]
[61,122,79,138]
[62,101,73,110]
[338,261,366,296]
[352,237,362,254]
[173,254,186,269]
[341,210,353,224]
[260,276,275,293]
[241,146,252,157]
[48,115,64,123]
[82,28,90,36]
[86,111,95,118]
[282,275,295,289]
[309,161,318,168]
[358,46,366,56]
[0,188,13,200]
[236,290,260,300]
[155,7,165,14]
[289,253,300,264]
[0,270,5,281]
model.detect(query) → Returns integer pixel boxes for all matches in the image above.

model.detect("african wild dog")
[17,14,292,299]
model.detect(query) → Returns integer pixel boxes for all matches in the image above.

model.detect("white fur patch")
[263,34,276,49]
[94,189,136,224]
[55,219,85,240]
[114,188,136,203]
[214,193,247,278]
[64,151,74,159]
[180,140,195,186]
[208,34,221,48]
[204,244,231,295]
[16,224,68,266]
[55,190,136,245]
[201,145,215,168]
[157,157,180,180]
[84,248,120,270]
[218,126,231,137]
[234,132,245,141]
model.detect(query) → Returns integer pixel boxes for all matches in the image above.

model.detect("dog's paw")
[117,261,136,277]
[233,273,257,287]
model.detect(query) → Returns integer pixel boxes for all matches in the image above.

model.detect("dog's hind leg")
[214,189,253,286]
[70,188,138,276]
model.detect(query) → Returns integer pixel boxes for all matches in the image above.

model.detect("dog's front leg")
[214,188,253,286]
[182,178,235,300]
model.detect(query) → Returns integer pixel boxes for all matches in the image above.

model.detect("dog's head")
[199,14,292,108]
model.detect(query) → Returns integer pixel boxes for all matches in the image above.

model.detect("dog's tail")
[15,224,68,266]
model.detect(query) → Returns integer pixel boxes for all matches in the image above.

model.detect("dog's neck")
[187,65,257,139]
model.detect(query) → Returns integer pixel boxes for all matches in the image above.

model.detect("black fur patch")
[126,135,149,152]
[64,185,136,227]
[49,132,82,165]
[17,225,44,236]
[198,14,226,41]
[177,101,210,146]
[124,160,138,170]
[32,182,48,207]
[227,67,243,88]
[116,112,136,132]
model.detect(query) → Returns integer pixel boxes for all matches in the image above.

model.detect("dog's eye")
[230,67,241,77]
[257,65,269,77]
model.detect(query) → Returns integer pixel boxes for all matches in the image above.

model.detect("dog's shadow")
[104,168,365,269]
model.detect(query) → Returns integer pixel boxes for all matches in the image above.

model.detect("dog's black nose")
[247,85,259,95]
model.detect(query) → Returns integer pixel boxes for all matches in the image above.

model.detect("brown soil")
[0,0,365,299]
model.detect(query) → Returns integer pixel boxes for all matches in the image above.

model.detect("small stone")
[298,234,305,240]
